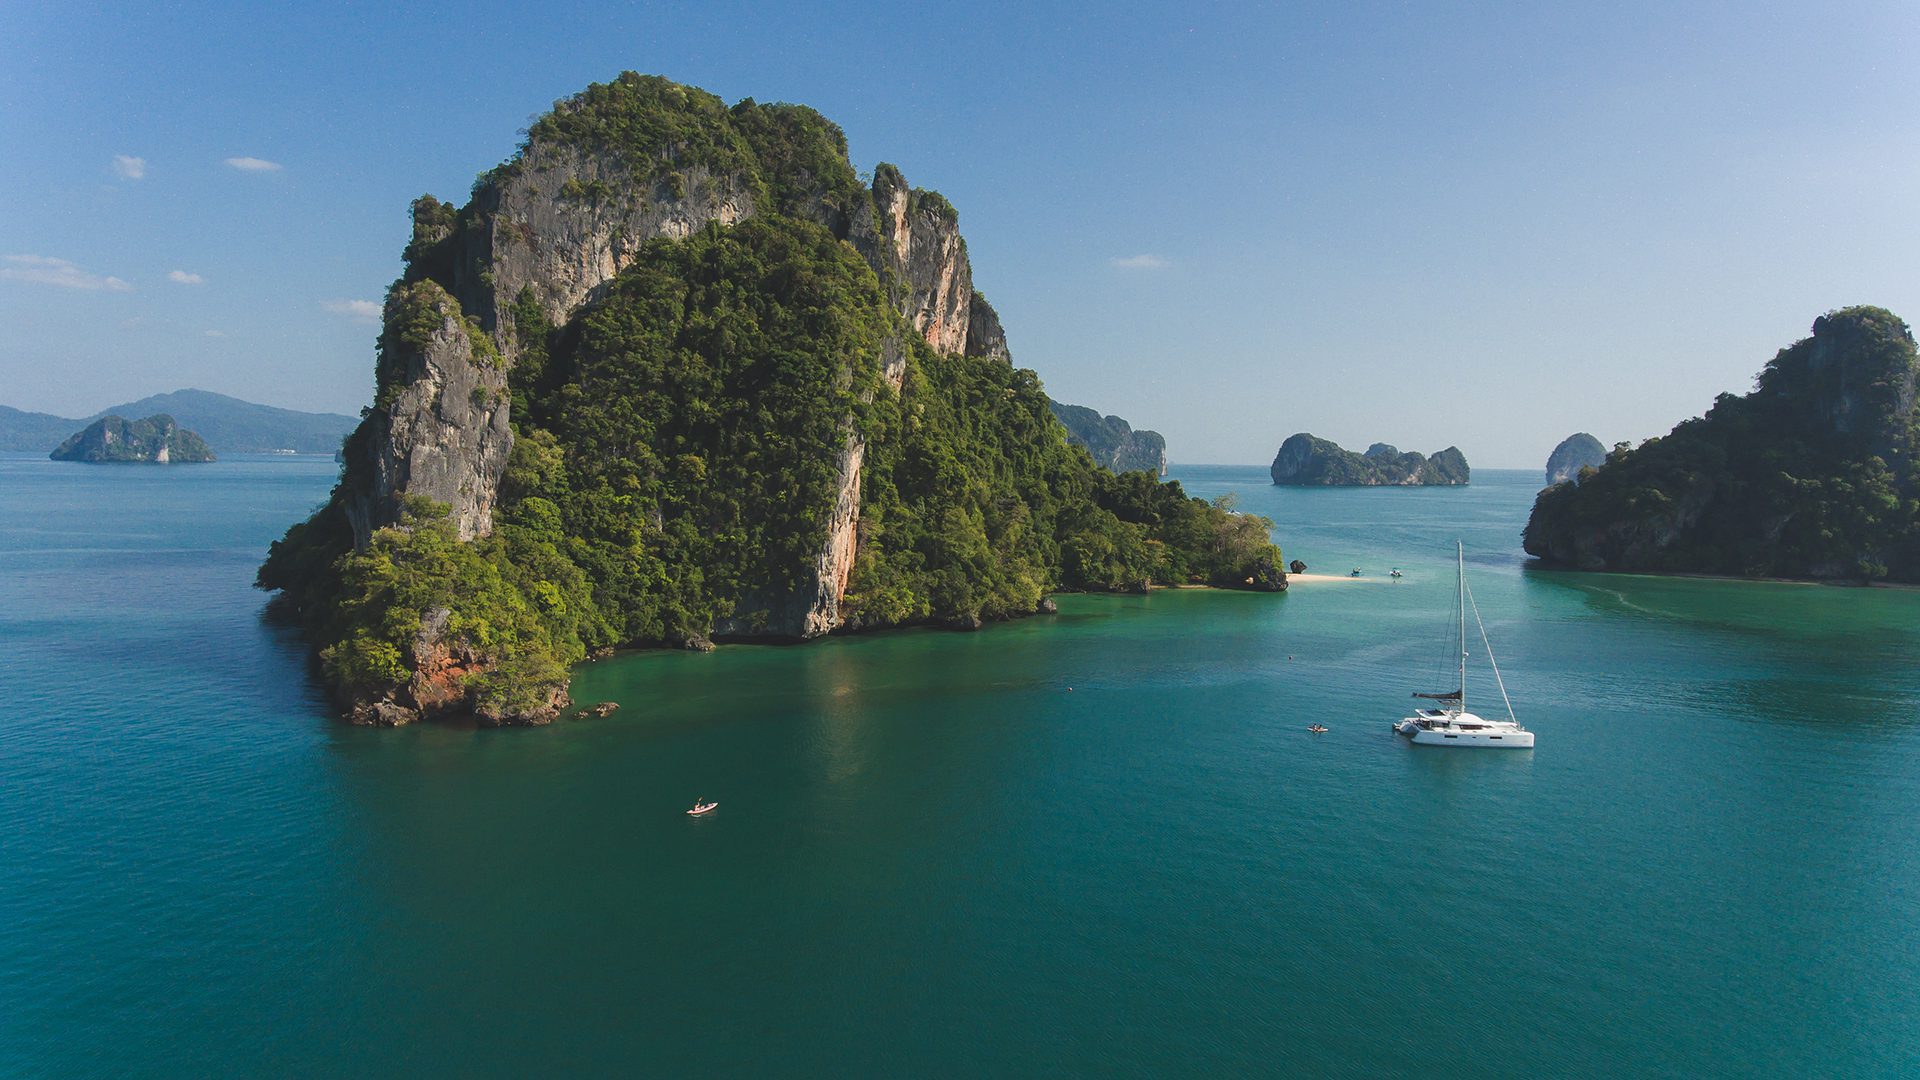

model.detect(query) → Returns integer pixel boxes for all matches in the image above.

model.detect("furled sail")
[1412,691,1463,700]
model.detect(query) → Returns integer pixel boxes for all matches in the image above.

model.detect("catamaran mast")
[1456,541,1467,714]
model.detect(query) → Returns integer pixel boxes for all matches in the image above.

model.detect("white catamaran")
[1394,542,1533,748]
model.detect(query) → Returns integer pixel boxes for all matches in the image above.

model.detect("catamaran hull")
[1397,721,1532,748]
[1405,726,1536,745]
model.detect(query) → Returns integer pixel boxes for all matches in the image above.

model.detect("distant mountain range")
[0,389,358,454]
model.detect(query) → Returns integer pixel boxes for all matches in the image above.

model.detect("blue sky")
[2,1,1915,466]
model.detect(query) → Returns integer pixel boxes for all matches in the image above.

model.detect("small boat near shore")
[686,800,718,816]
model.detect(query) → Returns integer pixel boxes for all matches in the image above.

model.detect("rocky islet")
[1269,434,1469,486]
[1544,432,1608,486]
[50,414,215,463]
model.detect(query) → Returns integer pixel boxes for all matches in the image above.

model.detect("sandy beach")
[1286,572,1388,584]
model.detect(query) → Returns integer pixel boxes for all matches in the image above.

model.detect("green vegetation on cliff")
[509,217,896,644]
[1524,307,1920,581]
[510,73,883,227]
[260,77,1284,723]
[526,74,759,188]
[266,218,1281,712]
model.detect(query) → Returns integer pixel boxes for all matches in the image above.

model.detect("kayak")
[686,802,718,816]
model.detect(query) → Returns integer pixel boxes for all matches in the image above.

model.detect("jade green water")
[2,456,1917,1076]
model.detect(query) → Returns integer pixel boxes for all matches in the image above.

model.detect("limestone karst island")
[13,0,1920,1070]
[1269,433,1469,486]
[1525,306,1920,583]
[256,74,1285,726]
[50,414,215,463]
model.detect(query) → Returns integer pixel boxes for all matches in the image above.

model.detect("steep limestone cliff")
[965,291,1010,361]
[371,82,998,556]
[343,282,512,545]
[460,148,755,336]
[853,166,980,357]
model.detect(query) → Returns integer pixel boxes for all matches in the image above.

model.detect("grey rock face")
[1130,434,1170,477]
[1544,432,1608,485]
[344,285,512,546]
[457,142,756,337]
[966,291,1010,361]
[354,131,767,555]
[357,136,759,554]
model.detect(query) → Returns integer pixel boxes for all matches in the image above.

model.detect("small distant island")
[1544,433,1608,486]
[1525,306,1920,583]
[2,388,357,455]
[1049,400,1167,475]
[1270,434,1469,486]
[51,414,215,463]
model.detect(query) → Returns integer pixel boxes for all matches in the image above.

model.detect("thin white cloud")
[322,298,381,324]
[0,254,133,292]
[113,154,147,180]
[224,156,283,172]
[1110,254,1167,270]
[168,270,205,285]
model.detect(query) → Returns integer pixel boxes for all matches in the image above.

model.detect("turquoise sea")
[2,454,1917,1077]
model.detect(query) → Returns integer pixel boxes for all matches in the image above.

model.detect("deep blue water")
[2,454,1917,1076]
